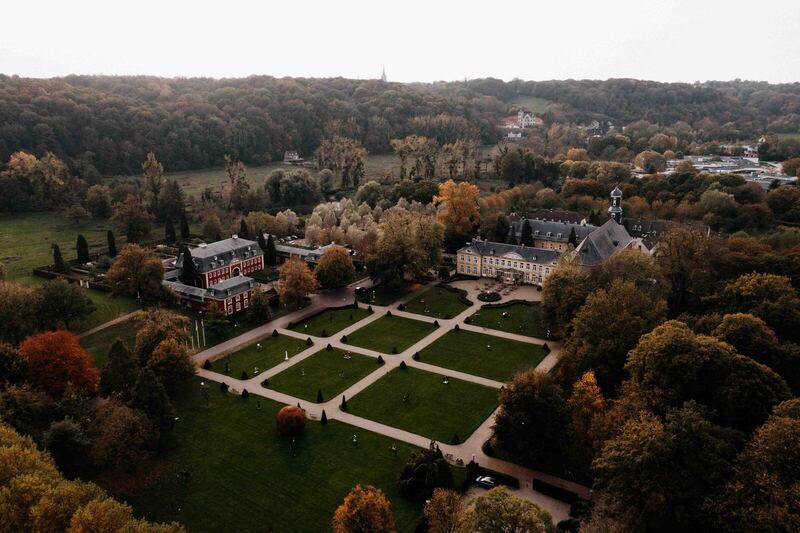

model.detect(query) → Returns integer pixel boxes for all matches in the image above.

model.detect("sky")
[2,0,799,84]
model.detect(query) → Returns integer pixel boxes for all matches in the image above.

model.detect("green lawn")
[80,320,138,368]
[345,315,435,354]
[268,347,379,403]
[469,302,549,339]
[418,330,547,382]
[507,95,554,114]
[777,133,800,141]
[124,379,421,533]
[290,307,371,337]
[210,334,310,379]
[348,367,499,443]
[403,286,470,319]
[359,283,423,306]
[76,291,140,332]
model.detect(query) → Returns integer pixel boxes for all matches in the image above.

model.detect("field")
[210,334,310,379]
[347,367,499,443]
[289,307,371,337]
[360,282,424,306]
[124,380,422,533]
[777,133,800,141]
[345,314,435,354]
[80,320,138,368]
[417,330,547,382]
[77,291,140,332]
[268,347,379,403]
[469,302,548,339]
[403,286,470,319]
[507,95,554,114]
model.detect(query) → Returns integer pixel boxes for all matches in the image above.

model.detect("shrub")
[272,329,279,337]
[368,305,373,312]
[391,346,398,354]
[340,395,348,411]
[202,359,212,370]
[341,334,348,343]
[482,439,494,456]
[542,343,549,352]
[451,434,461,445]
[240,370,248,380]
[413,352,420,361]
[220,382,229,392]
[398,303,406,311]
[326,343,333,351]
[321,409,328,425]
[241,389,249,399]
[321,328,328,337]
[399,361,407,370]
[352,301,358,309]
[306,337,313,346]
[377,355,385,365]
[386,310,393,316]
[454,324,460,332]
[261,378,269,387]
[276,405,306,437]
[316,388,324,403]
[433,320,439,327]
[464,316,472,325]
[287,321,293,329]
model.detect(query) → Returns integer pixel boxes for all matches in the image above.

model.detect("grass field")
[80,320,138,368]
[469,302,548,339]
[77,291,140,332]
[418,330,547,382]
[290,307,371,337]
[507,95,554,114]
[211,334,310,379]
[360,282,424,306]
[124,379,421,533]
[268,347,379,403]
[777,133,800,141]
[403,286,470,319]
[345,314,435,354]
[347,367,499,443]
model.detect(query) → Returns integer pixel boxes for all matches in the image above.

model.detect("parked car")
[475,476,497,489]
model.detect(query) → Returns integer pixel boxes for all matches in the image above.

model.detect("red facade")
[202,255,264,289]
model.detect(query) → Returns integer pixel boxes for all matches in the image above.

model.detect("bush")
[377,355,385,365]
[326,343,333,351]
[240,370,248,380]
[542,343,549,352]
[321,409,328,425]
[306,337,313,346]
[272,329,279,337]
[368,305,373,312]
[413,352,420,361]
[261,378,269,387]
[202,359,212,370]
[451,434,461,445]
[386,310,393,317]
[341,334,348,343]
[398,303,406,311]
[220,382,229,392]
[399,361,407,370]
[340,395,348,411]
[391,346,398,354]
[454,324,460,332]
[352,301,358,309]
[241,389,249,399]
[276,405,306,437]
[464,316,472,325]
[482,439,494,456]
[557,518,581,532]
[433,320,439,327]
[287,321,293,329]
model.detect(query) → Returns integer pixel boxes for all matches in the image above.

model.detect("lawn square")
[290,307,371,337]
[403,286,470,319]
[469,302,548,338]
[211,334,309,379]
[345,314,435,354]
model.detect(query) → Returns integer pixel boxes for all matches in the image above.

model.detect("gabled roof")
[179,236,263,272]
[575,220,634,267]
[458,239,560,264]
[511,218,596,243]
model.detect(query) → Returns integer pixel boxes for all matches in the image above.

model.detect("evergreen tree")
[130,368,175,431]
[266,234,278,265]
[76,234,90,263]
[179,245,199,286]
[52,243,66,272]
[316,388,324,403]
[321,409,328,425]
[257,231,268,254]
[165,217,176,243]
[100,339,139,399]
[520,219,534,246]
[179,211,190,241]
[568,227,578,247]
[239,218,249,239]
[106,230,117,257]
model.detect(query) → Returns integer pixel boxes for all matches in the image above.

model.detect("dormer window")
[546,232,552,237]
[534,230,540,236]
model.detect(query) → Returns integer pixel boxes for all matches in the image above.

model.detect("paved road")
[77,310,139,338]
[192,278,588,505]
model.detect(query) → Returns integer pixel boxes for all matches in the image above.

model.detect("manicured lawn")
[290,307,371,337]
[345,314,435,354]
[359,282,423,306]
[268,347,379,403]
[469,302,549,339]
[347,367,499,443]
[80,320,138,368]
[76,291,140,332]
[210,334,309,379]
[124,379,421,533]
[418,330,548,382]
[403,286,470,319]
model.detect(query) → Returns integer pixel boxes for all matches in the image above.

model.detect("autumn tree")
[145,338,195,393]
[541,265,594,338]
[112,194,154,243]
[65,204,89,225]
[106,244,166,304]
[36,278,96,330]
[634,150,667,173]
[0,281,39,344]
[397,443,453,502]
[142,151,165,217]
[653,227,715,313]
[0,342,27,385]
[85,184,113,218]
[423,489,471,533]
[44,418,91,479]
[100,339,139,399]
[19,331,99,400]
[132,309,190,363]
[367,211,443,288]
[315,136,368,189]
[246,290,272,325]
[278,258,319,309]
[315,246,356,288]
[89,400,157,471]
[433,179,480,247]
[596,248,669,299]
[332,484,396,533]
[391,135,438,180]
[567,371,606,446]
[470,487,556,533]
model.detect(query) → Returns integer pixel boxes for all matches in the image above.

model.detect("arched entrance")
[232,267,241,277]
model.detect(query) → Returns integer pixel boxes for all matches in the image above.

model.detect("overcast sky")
[2,0,798,83]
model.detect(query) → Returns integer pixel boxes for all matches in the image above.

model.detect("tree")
[130,368,175,432]
[332,484,396,533]
[201,211,222,240]
[246,290,272,325]
[564,280,667,392]
[397,443,453,502]
[354,181,384,208]
[276,405,306,437]
[106,244,166,304]
[367,211,442,288]
[36,278,96,330]
[44,418,91,479]
[111,194,154,243]
[64,204,89,225]
[541,265,594,338]
[265,234,278,265]
[164,217,176,243]
[132,309,190,363]
[319,168,335,194]
[100,339,138,399]
[179,245,199,286]
[634,150,667,173]
[85,184,113,218]
[142,152,165,217]
[238,218,250,239]
[278,258,319,309]
[52,243,67,272]
[567,371,606,445]
[315,246,356,288]
[145,338,195,393]
[520,219,533,246]
[433,180,480,244]
[19,331,99,400]
[716,272,800,342]
[89,400,156,471]
[179,211,191,241]
[479,212,510,243]
[0,281,39,344]
[0,383,53,441]
[67,497,184,532]
[423,489,471,533]
[315,136,368,189]
[0,342,27,385]
[653,227,715,313]
[106,230,117,257]
[493,370,570,469]
[597,248,669,299]
[593,404,738,533]
[567,226,577,246]
[470,487,556,533]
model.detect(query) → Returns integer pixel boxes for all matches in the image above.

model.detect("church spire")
[608,186,623,224]
[380,67,387,83]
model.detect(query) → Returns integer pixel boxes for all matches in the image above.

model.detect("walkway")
[77,310,139,339]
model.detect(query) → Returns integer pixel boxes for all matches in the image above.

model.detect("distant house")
[500,110,542,130]
[283,151,304,165]
[265,234,341,264]
[507,131,522,141]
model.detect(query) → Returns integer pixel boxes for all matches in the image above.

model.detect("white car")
[475,476,497,489]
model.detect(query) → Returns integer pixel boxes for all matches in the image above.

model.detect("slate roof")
[459,239,561,264]
[511,218,596,244]
[624,218,711,249]
[179,237,263,272]
[574,220,634,267]
[267,234,337,262]
[163,275,256,302]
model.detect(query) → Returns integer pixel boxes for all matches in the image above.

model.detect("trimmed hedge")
[477,291,501,302]
[532,479,580,504]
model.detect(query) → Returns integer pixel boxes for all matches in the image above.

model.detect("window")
[236,302,241,312]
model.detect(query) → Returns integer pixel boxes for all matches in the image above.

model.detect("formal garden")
[417,329,548,382]
[343,314,436,354]
[289,306,371,337]
[346,366,499,444]
[208,334,310,379]
[402,285,470,319]
[124,379,422,533]
[468,301,549,339]
[267,347,379,403]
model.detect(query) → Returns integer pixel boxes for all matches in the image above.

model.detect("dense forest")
[1,75,799,176]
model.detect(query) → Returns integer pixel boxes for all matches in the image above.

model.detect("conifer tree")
[520,219,533,246]
[568,226,578,247]
[76,234,90,263]
[239,218,249,239]
[52,243,67,272]
[179,245,199,286]
[266,234,278,265]
[100,339,139,398]
[107,230,117,257]
[165,217,176,243]
[179,211,190,241]
[130,368,175,431]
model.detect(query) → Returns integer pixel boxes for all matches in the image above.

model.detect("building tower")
[608,186,623,224]
[380,67,387,83]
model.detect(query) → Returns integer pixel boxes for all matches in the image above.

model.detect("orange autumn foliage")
[19,331,99,400]
[332,484,396,533]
